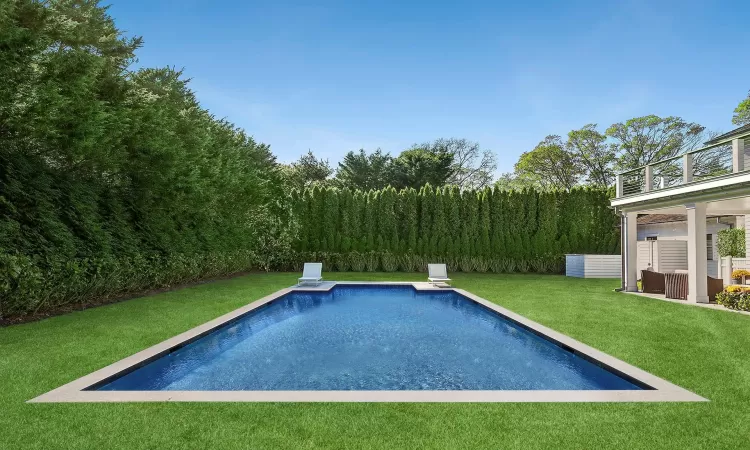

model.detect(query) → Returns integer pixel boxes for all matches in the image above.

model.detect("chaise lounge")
[298,262,323,286]
[428,264,452,287]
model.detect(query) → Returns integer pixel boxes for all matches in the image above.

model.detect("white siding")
[583,255,621,278]
[733,257,750,271]
[656,240,688,273]
[637,241,654,274]
[707,260,719,279]
[565,254,620,278]
[638,219,731,261]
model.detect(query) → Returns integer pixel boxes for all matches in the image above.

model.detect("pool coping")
[29,281,706,403]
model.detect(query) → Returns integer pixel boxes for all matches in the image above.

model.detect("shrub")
[334,254,350,272]
[458,256,474,273]
[489,258,507,273]
[347,252,366,272]
[364,252,380,272]
[718,229,746,258]
[381,253,398,272]
[716,286,750,311]
[472,257,489,273]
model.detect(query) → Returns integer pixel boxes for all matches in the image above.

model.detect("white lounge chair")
[428,264,452,287]
[298,262,323,286]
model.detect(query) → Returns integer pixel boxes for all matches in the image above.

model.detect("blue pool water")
[97,285,642,391]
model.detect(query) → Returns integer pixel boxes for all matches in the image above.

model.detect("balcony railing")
[615,136,749,198]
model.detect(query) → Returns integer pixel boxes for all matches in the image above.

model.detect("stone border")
[30,282,706,403]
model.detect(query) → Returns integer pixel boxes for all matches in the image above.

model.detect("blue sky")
[109,0,750,173]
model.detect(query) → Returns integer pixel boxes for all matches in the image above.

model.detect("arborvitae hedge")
[291,185,620,274]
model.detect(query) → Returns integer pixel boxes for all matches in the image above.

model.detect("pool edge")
[29,282,707,403]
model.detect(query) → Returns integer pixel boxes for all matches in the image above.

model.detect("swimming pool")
[97,285,639,391]
[31,282,705,402]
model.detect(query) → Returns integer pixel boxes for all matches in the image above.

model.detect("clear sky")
[108,0,750,173]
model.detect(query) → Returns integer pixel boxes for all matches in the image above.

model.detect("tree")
[514,136,582,190]
[334,149,393,191]
[605,115,705,171]
[391,148,454,189]
[282,151,333,190]
[412,138,497,189]
[733,91,750,126]
[494,172,542,191]
[567,124,616,187]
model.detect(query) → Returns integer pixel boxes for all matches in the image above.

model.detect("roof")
[637,214,688,225]
[703,123,750,145]
[637,214,727,225]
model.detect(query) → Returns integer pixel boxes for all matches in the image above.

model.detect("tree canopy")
[605,115,705,170]
[282,151,333,190]
[334,149,393,191]
[514,136,582,191]
[733,91,750,126]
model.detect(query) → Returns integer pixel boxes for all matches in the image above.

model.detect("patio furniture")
[298,262,323,286]
[427,264,452,287]
[664,272,724,301]
[707,276,724,302]
[665,272,689,300]
[641,269,665,294]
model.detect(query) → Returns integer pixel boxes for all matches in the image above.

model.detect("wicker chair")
[708,276,724,302]
[641,270,665,294]
[665,273,689,300]
[664,273,724,301]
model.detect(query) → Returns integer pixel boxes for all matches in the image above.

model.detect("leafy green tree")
[567,124,617,187]
[334,149,393,191]
[412,138,497,189]
[391,148,454,189]
[494,172,542,191]
[282,151,333,190]
[515,136,583,190]
[605,115,706,171]
[733,91,750,126]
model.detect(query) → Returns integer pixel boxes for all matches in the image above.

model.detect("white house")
[613,123,750,303]
[636,214,745,278]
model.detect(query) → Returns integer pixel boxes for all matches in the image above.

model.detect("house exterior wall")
[637,219,732,261]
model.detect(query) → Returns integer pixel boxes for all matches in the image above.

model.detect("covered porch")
[612,126,750,304]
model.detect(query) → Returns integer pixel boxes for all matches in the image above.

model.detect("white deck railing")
[615,135,749,198]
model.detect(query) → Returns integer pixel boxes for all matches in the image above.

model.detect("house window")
[707,234,713,260]
[646,236,657,241]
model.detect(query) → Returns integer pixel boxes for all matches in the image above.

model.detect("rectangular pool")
[97,285,640,391]
[31,282,706,402]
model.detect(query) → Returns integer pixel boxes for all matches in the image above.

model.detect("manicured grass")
[2,273,749,449]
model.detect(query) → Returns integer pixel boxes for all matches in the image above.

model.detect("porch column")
[686,202,708,303]
[624,211,638,292]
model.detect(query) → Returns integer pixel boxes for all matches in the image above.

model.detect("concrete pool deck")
[30,282,706,403]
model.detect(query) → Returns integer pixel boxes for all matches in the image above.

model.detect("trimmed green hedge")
[290,185,620,271]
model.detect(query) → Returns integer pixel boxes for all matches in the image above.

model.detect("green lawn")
[2,273,749,449]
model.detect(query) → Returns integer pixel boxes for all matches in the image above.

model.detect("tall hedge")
[291,185,620,273]
[0,1,293,318]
